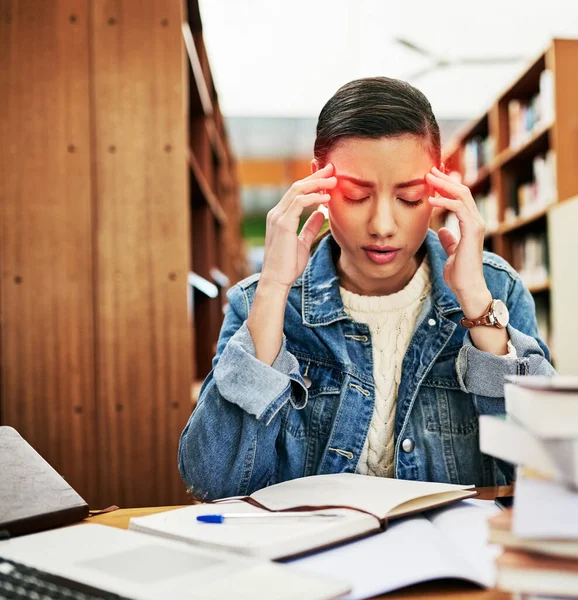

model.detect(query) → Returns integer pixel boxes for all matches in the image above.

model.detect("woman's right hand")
[260,163,337,290]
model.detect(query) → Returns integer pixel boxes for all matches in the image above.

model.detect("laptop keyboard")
[0,557,132,600]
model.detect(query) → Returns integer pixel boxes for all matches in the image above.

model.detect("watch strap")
[460,301,494,329]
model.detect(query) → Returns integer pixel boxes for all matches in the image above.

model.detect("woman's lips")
[362,246,400,265]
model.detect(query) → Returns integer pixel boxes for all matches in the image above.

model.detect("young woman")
[179,77,555,501]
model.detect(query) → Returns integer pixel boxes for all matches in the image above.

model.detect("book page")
[251,473,474,519]
[288,514,486,599]
[427,499,502,588]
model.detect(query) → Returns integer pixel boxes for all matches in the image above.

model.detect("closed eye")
[343,196,370,205]
[398,198,424,207]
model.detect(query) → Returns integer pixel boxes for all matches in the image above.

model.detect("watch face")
[493,299,510,327]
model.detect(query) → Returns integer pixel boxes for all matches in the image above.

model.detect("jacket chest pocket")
[281,359,343,440]
[421,348,479,436]
[422,345,462,390]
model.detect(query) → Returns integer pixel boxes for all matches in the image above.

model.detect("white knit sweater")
[340,259,431,478]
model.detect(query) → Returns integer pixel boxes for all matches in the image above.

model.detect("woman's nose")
[368,198,397,238]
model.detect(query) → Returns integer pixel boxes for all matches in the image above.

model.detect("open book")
[129,473,476,560]
[290,499,500,599]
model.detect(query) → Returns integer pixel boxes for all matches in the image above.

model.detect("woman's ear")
[311,159,322,174]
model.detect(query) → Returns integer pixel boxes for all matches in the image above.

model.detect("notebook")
[0,426,89,536]
[129,473,476,560]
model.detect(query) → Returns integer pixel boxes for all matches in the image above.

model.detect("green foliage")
[242,213,313,247]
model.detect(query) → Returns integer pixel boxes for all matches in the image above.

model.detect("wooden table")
[86,486,514,600]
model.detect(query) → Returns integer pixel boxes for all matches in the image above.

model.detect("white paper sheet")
[288,499,500,600]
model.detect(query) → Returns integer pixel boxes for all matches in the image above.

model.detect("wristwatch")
[460,299,510,329]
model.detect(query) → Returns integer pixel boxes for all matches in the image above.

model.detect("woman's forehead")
[329,136,433,186]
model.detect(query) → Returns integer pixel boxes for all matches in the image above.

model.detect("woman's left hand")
[425,166,492,316]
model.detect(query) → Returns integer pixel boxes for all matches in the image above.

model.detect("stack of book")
[508,69,555,149]
[475,191,499,233]
[480,376,578,598]
[510,231,549,289]
[515,151,558,220]
[505,150,557,223]
[463,135,495,184]
[531,150,557,210]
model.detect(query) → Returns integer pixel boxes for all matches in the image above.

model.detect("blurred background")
[1,0,578,509]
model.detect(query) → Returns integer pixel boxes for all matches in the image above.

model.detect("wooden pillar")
[0,0,99,502]
[0,0,194,508]
[90,0,192,507]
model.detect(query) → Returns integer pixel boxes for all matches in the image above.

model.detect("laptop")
[0,426,89,536]
[0,524,350,599]
[0,427,349,599]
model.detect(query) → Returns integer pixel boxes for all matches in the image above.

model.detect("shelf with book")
[441,39,578,368]
[184,1,248,380]
[494,120,552,170]
[475,189,500,236]
[498,206,548,235]
[464,164,491,194]
[443,112,489,161]
[509,230,550,290]
[462,138,495,189]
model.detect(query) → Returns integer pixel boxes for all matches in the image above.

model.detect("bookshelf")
[184,1,248,382]
[0,0,245,509]
[441,39,578,360]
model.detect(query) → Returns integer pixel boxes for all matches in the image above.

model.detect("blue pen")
[197,511,344,524]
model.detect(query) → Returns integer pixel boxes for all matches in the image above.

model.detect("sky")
[198,0,578,120]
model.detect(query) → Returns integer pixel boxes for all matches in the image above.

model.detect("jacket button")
[402,438,414,453]
[428,318,436,326]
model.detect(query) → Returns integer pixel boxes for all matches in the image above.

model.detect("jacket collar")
[302,230,461,327]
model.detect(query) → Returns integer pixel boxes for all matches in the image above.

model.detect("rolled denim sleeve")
[214,321,308,425]
[178,282,308,501]
[456,275,556,401]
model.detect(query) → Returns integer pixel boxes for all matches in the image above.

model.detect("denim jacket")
[179,231,555,500]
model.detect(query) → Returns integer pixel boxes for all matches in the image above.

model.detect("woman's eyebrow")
[336,174,375,188]
[396,178,426,189]
[337,175,427,189]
